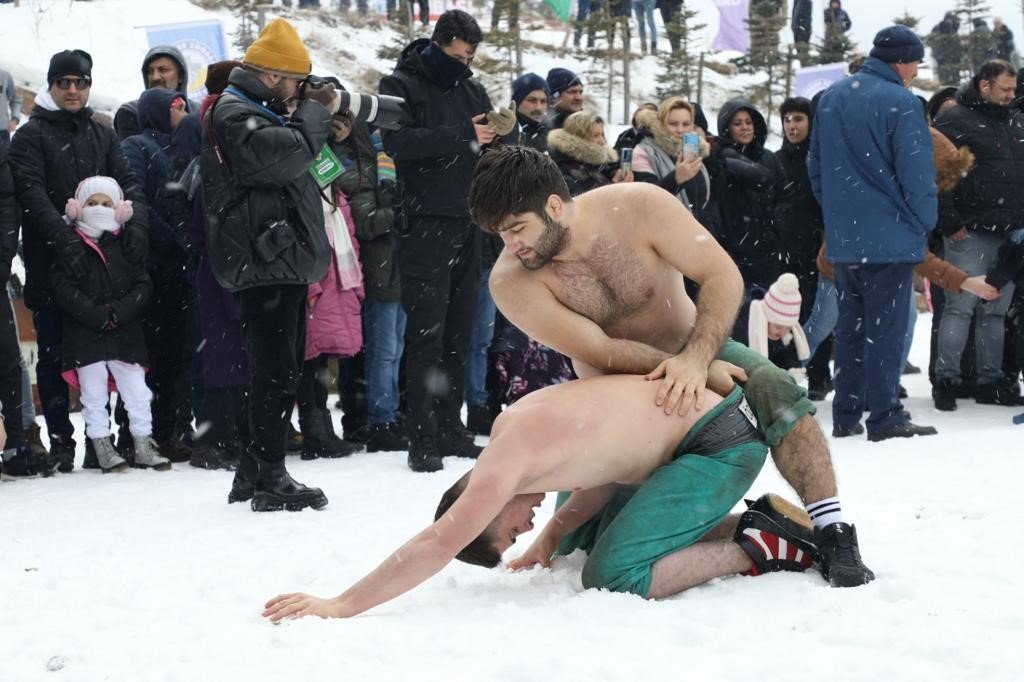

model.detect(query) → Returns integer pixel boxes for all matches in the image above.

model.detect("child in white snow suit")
[52,176,169,473]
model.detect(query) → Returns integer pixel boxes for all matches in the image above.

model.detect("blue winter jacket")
[808,57,937,264]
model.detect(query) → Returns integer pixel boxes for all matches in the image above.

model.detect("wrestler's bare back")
[491,183,702,374]
[475,374,726,495]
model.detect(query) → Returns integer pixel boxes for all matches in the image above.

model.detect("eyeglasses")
[54,77,91,90]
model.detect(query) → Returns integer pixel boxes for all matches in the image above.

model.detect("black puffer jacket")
[934,83,1024,236]
[199,67,331,293]
[51,231,151,370]
[712,100,785,291]
[379,38,494,219]
[0,147,17,285]
[331,124,400,303]
[775,134,823,305]
[9,101,149,310]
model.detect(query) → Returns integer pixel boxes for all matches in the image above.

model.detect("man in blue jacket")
[809,26,939,442]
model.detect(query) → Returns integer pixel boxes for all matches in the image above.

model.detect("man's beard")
[518,213,570,271]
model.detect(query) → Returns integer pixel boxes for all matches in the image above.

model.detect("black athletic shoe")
[734,509,817,576]
[867,420,937,442]
[408,436,444,473]
[437,426,482,459]
[251,465,328,512]
[814,522,875,587]
[832,423,864,438]
[932,379,957,412]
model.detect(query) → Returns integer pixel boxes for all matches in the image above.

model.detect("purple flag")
[712,0,750,53]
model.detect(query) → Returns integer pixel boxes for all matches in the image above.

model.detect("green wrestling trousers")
[716,339,816,447]
[555,386,768,598]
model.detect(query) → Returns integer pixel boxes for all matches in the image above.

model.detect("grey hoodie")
[113,45,191,141]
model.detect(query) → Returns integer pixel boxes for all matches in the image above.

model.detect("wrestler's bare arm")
[634,185,745,414]
[490,265,669,375]
[263,469,520,621]
[507,484,621,570]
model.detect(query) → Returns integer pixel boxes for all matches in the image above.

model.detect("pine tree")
[959,0,994,71]
[220,0,261,53]
[747,0,786,71]
[892,12,922,31]
[655,1,705,101]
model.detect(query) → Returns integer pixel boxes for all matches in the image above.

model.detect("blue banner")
[145,20,227,100]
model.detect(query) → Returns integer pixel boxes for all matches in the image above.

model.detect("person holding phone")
[631,97,718,233]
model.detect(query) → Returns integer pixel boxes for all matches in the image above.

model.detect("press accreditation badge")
[310,144,344,188]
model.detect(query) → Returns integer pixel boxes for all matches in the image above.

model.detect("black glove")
[59,239,88,279]
[102,306,119,332]
[121,224,148,263]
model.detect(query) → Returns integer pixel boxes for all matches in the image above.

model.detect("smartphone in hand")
[683,132,700,161]
[620,147,633,173]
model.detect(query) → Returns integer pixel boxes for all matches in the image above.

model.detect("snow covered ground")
[2,313,1022,682]
[3,2,1023,679]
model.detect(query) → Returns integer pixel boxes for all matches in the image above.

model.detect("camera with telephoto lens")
[300,75,405,131]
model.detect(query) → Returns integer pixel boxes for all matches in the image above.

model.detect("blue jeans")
[804,276,917,371]
[633,0,657,46]
[936,231,1016,385]
[803,277,838,361]
[363,300,406,426]
[832,263,914,434]
[465,268,497,408]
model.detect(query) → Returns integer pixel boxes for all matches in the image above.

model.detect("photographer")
[200,18,350,512]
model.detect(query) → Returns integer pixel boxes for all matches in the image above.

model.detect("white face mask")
[78,206,120,239]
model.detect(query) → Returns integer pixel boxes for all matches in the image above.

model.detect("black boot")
[190,441,239,471]
[320,411,363,457]
[228,450,258,504]
[408,435,444,472]
[932,378,957,411]
[50,433,77,472]
[300,410,360,460]
[364,421,409,453]
[437,424,483,459]
[251,460,328,512]
[814,522,875,587]
[466,403,499,436]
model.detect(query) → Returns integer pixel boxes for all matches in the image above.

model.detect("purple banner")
[712,0,750,53]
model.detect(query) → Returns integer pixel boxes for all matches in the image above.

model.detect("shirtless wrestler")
[467,145,873,588]
[263,374,818,621]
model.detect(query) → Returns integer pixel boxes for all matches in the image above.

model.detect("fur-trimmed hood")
[547,128,618,166]
[931,126,974,192]
[635,108,710,160]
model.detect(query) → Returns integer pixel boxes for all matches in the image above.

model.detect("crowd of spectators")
[2,8,1024,505]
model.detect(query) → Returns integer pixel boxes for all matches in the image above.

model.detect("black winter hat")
[546,67,581,99]
[869,26,925,64]
[47,49,93,85]
[512,72,549,106]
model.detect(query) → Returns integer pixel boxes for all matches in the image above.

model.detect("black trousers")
[235,284,307,464]
[399,216,480,439]
[118,264,195,441]
[32,304,74,443]
[0,293,24,450]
